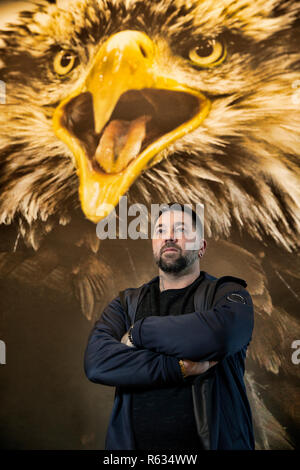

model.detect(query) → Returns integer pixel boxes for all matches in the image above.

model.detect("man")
[84,203,255,450]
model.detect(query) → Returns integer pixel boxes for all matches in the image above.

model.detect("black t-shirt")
[131,272,205,450]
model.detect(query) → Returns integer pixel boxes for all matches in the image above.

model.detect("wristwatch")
[128,325,134,346]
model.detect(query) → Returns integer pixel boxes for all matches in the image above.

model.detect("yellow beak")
[53,30,210,222]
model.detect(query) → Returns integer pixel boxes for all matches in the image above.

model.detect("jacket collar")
[145,270,209,287]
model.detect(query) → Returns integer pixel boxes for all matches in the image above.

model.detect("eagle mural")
[0,0,299,450]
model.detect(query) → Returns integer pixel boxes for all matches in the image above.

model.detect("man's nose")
[163,229,177,241]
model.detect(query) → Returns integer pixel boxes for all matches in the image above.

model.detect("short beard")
[156,250,198,273]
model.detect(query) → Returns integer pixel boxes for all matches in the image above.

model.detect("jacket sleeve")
[83,295,185,387]
[130,284,254,362]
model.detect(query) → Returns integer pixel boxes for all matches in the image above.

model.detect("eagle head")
[0,0,299,250]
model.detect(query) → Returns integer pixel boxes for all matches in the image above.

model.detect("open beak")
[53,30,211,223]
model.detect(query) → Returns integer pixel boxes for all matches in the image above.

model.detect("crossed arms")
[83,286,254,388]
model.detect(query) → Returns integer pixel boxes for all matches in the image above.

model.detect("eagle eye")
[54,50,77,75]
[188,38,226,68]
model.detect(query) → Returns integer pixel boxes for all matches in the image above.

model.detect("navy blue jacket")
[84,271,255,450]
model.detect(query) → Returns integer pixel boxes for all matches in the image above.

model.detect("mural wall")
[0,0,299,450]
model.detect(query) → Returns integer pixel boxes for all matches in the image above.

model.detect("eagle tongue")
[94,115,151,173]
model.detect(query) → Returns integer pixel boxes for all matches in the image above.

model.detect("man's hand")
[181,359,218,376]
[121,330,135,347]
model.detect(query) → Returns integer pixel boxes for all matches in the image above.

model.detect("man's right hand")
[182,359,218,376]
